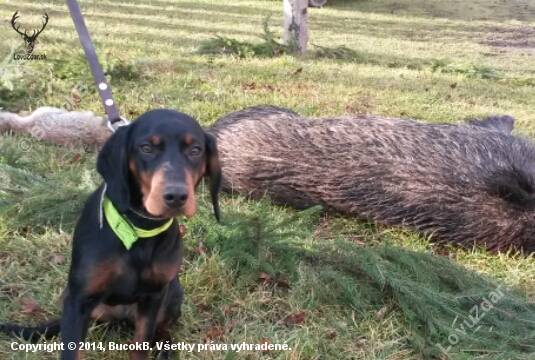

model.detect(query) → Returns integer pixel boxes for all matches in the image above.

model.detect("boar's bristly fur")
[208,106,535,253]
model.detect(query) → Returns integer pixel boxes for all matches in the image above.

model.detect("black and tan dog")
[0,109,221,359]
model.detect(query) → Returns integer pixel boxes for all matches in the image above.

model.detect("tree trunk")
[283,0,308,55]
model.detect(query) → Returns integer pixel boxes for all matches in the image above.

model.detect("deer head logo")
[11,11,49,55]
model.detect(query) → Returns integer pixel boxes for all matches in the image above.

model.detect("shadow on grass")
[198,33,507,81]
[4,0,522,53]
[187,193,535,359]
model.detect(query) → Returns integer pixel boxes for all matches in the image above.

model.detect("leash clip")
[107,116,131,133]
[67,0,130,133]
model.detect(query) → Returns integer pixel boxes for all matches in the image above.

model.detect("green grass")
[2,0,535,359]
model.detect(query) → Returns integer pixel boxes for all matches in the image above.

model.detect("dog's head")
[97,109,221,221]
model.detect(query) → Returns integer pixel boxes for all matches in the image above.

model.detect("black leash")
[65,0,129,131]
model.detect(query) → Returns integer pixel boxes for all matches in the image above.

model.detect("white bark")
[283,0,293,45]
[283,0,308,55]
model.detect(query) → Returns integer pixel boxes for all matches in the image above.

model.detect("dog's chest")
[132,240,182,288]
[100,238,182,304]
[138,259,181,287]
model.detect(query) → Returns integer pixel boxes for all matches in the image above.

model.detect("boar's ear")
[468,115,515,134]
[204,132,221,221]
[96,125,131,214]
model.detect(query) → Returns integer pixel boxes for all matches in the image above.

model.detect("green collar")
[102,196,174,250]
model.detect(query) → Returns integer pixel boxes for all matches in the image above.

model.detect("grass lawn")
[1,0,535,359]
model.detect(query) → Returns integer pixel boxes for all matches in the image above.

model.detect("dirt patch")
[483,26,535,51]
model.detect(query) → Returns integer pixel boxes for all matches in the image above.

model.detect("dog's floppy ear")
[204,132,221,221]
[97,125,131,214]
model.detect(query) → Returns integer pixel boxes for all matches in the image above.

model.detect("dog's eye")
[140,144,153,153]
[189,147,202,157]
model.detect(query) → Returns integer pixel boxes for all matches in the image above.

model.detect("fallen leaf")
[178,224,186,237]
[205,328,224,340]
[260,338,270,353]
[229,319,239,328]
[197,303,211,311]
[275,279,291,289]
[242,82,275,93]
[374,305,389,320]
[242,82,256,91]
[257,272,291,290]
[436,247,452,257]
[284,311,305,325]
[325,329,337,339]
[257,271,271,282]
[69,153,81,164]
[195,242,208,255]
[20,297,45,318]
[48,253,66,264]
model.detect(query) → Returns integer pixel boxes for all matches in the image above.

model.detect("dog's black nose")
[163,186,189,207]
